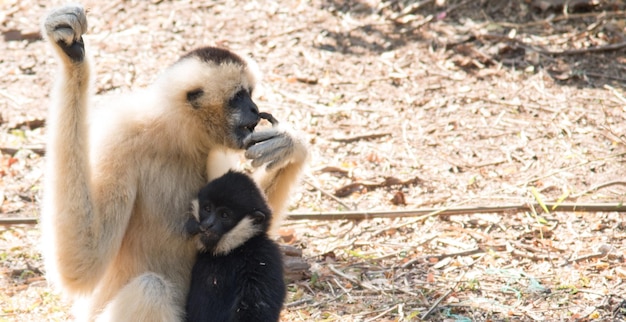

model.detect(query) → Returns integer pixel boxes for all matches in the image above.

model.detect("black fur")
[186,235,285,322]
[186,89,204,109]
[55,30,84,62]
[185,171,285,322]
[230,89,259,142]
[182,46,245,66]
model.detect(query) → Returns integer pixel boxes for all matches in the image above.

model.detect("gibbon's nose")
[199,222,214,232]
[199,217,216,231]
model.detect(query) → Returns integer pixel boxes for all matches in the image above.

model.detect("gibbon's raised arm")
[41,5,137,294]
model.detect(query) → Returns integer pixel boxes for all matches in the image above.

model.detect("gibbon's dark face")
[196,201,237,249]
[190,171,272,253]
[229,88,260,148]
[179,47,261,149]
[195,199,266,251]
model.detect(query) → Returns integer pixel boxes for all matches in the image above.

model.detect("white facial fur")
[190,199,200,221]
[212,217,260,256]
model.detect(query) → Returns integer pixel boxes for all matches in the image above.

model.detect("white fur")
[213,217,260,256]
[190,199,200,221]
[206,149,241,181]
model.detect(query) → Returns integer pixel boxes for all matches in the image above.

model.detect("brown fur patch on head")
[181,47,245,67]
[177,46,261,100]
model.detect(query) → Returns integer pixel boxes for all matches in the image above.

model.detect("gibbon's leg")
[41,4,136,293]
[244,125,308,235]
[95,273,182,322]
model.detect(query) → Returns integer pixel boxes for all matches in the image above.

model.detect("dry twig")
[478,33,626,56]
[0,218,39,225]
[303,176,355,211]
[421,271,468,319]
[331,132,391,143]
[328,264,377,291]
[388,0,434,21]
[570,181,626,199]
[287,202,626,221]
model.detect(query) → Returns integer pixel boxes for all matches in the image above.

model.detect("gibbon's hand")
[43,4,88,62]
[244,126,306,171]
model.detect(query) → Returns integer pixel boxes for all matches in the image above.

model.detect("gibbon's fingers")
[244,129,287,157]
[259,112,279,126]
[244,130,294,169]
[242,129,279,149]
[248,146,284,168]
[44,5,87,42]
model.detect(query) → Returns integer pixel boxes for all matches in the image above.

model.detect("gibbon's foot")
[43,4,88,62]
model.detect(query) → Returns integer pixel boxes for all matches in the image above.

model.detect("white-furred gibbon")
[40,4,307,321]
[185,170,285,322]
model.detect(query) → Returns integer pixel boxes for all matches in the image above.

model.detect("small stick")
[570,181,626,199]
[0,218,38,225]
[389,0,434,21]
[1,146,46,156]
[427,247,484,260]
[604,85,626,105]
[331,132,391,143]
[560,249,611,267]
[284,298,314,308]
[422,270,468,320]
[523,153,626,186]
[364,304,399,322]
[328,264,377,291]
[478,33,626,56]
[421,289,453,319]
[303,176,355,211]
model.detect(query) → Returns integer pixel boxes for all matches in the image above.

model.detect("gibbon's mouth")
[240,112,277,134]
[237,124,257,140]
[241,118,260,134]
[240,112,279,149]
[235,121,259,148]
[199,232,220,250]
[244,123,257,133]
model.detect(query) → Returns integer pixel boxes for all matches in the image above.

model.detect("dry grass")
[1,0,626,321]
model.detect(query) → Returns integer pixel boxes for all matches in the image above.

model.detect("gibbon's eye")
[202,204,211,212]
[219,210,229,219]
[186,89,204,108]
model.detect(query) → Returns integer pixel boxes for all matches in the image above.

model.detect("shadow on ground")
[318,0,626,89]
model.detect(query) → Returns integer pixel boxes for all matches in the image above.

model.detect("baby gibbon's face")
[188,171,272,255]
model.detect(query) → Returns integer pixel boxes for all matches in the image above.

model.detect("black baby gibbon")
[185,171,285,322]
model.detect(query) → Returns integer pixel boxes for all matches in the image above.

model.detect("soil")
[1,0,626,321]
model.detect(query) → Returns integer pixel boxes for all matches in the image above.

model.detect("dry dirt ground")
[2,0,626,321]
